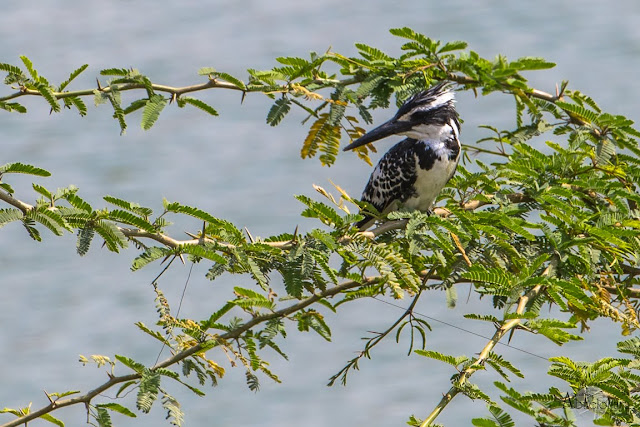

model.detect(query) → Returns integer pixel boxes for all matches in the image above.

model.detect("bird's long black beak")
[343,118,412,151]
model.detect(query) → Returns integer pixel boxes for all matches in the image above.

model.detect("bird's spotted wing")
[356,139,420,229]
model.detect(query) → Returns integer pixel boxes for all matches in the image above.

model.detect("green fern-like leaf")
[296,310,331,341]
[0,162,51,177]
[162,393,183,427]
[76,226,95,256]
[472,405,515,427]
[514,56,555,70]
[295,195,344,227]
[141,94,167,130]
[22,218,41,241]
[266,97,291,126]
[202,302,235,329]
[20,55,39,80]
[463,313,500,323]
[100,68,131,76]
[0,62,25,77]
[58,64,88,91]
[107,91,127,134]
[131,247,174,271]
[389,27,437,54]
[115,354,146,373]
[355,43,393,61]
[33,81,60,112]
[32,183,52,200]
[617,337,640,358]
[461,267,513,288]
[301,113,341,165]
[595,138,616,166]
[135,322,171,346]
[95,407,112,427]
[27,209,67,235]
[486,352,524,381]
[108,209,156,233]
[177,244,227,264]
[415,350,469,367]
[93,219,128,252]
[233,286,275,309]
[275,56,311,68]
[177,96,218,116]
[137,369,160,413]
[212,71,246,90]
[95,403,136,419]
[66,96,87,116]
[0,208,24,227]
[438,40,468,53]
[245,370,260,392]
[568,90,601,113]
[0,101,27,113]
[164,201,221,224]
[555,100,599,124]
[64,193,92,213]
[526,319,582,345]
[104,195,152,217]
[123,98,147,115]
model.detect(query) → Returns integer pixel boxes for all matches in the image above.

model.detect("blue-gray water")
[1,1,640,426]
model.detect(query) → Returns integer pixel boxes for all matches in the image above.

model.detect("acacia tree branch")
[0,66,560,111]
[4,186,640,298]
[0,78,244,103]
[0,187,530,249]
[328,269,435,386]
[0,188,294,249]
[419,261,553,427]
[0,275,378,427]
[0,189,32,212]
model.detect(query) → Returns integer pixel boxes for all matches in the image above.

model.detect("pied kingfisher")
[344,83,461,230]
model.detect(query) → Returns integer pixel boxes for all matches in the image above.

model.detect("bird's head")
[343,82,459,151]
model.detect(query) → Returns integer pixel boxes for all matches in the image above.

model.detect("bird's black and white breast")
[360,135,459,218]
[346,83,462,229]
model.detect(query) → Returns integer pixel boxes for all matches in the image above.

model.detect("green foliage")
[0,162,51,177]
[472,405,515,427]
[4,28,640,427]
[161,393,183,426]
[176,96,218,116]
[301,113,341,166]
[141,94,168,130]
[266,97,291,126]
[137,369,161,413]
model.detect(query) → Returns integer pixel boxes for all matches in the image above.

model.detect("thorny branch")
[0,78,244,103]
[0,67,562,114]
[2,186,640,300]
[419,261,556,427]
[0,275,378,427]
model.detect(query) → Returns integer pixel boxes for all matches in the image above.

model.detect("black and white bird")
[344,83,461,230]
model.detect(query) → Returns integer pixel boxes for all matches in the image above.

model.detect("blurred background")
[1,1,639,425]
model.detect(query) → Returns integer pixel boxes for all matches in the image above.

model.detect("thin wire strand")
[154,261,195,365]
[372,296,549,361]
[175,262,194,319]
